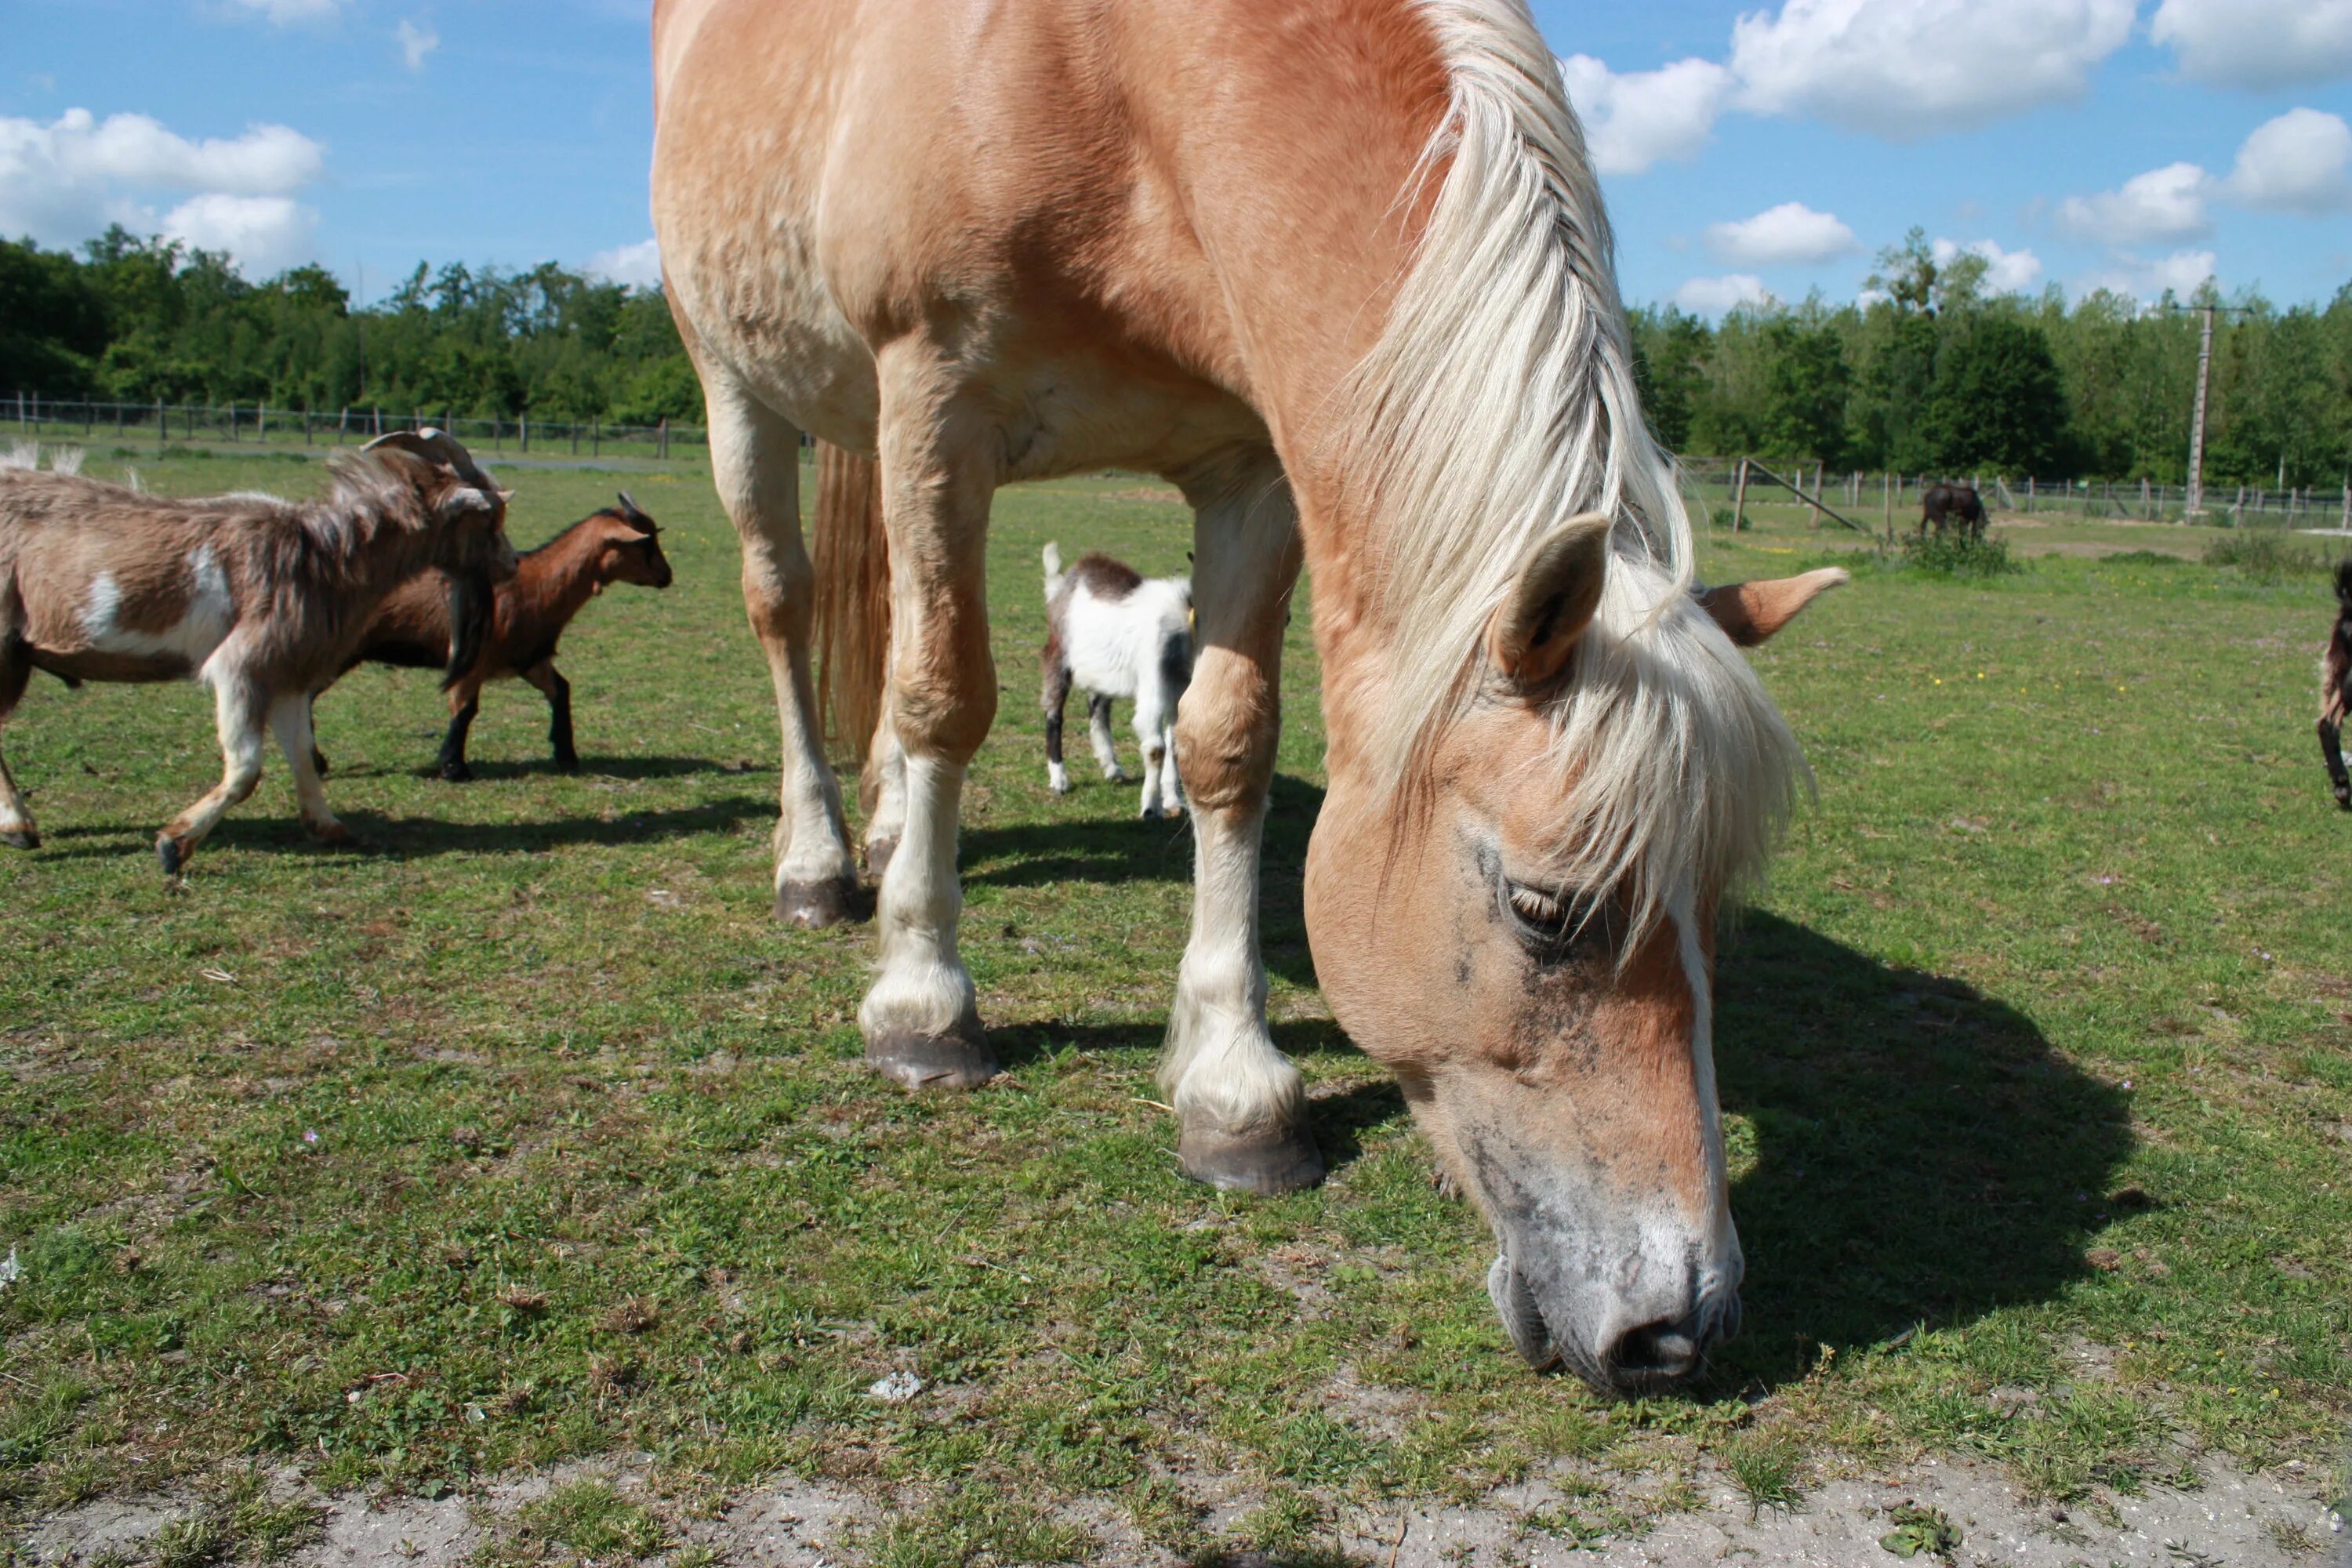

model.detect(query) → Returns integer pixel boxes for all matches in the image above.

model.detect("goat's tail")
[812,440,891,785]
[1042,542,1064,597]
[2336,557,2352,610]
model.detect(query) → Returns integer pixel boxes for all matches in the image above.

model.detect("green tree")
[1921,314,2070,475]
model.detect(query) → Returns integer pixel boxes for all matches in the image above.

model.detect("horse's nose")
[1602,1312,1705,1387]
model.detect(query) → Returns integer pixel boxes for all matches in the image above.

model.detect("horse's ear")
[1489,513,1611,688]
[1696,566,1849,647]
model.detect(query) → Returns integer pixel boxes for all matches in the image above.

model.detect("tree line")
[5,227,2350,487]
[1631,233,2352,489]
[0,228,703,429]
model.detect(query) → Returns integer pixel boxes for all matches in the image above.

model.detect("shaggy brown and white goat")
[325,495,672,780]
[2321,560,2352,810]
[0,430,517,871]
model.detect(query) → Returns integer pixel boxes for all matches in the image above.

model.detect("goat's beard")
[442,569,493,691]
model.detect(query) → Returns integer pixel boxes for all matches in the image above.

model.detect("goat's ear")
[1695,566,1849,647]
[1488,512,1611,688]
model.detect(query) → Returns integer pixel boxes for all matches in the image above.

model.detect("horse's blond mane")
[1338,0,1805,935]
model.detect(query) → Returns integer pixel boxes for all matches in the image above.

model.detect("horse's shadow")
[29,796,771,862]
[1710,911,2134,1385]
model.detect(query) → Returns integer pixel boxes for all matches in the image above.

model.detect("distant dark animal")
[1921,484,1987,539]
[2320,561,2352,810]
[1040,543,1192,818]
[0,430,516,871]
[325,495,672,781]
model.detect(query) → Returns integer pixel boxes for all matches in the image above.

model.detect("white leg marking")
[1088,701,1124,781]
[1160,800,1301,1138]
[858,753,977,1038]
[267,695,339,835]
[866,714,908,851]
[168,679,269,856]
[1047,759,1070,794]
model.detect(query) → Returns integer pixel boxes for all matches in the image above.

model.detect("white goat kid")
[1040,543,1192,818]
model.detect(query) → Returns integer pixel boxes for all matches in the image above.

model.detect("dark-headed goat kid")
[0,430,517,873]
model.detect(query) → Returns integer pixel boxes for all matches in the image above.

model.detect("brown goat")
[325,495,671,780]
[0,430,517,872]
[2321,560,2352,810]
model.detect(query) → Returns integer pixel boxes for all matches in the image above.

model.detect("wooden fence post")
[1730,456,1749,531]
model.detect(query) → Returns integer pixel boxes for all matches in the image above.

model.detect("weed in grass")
[1900,529,2020,577]
[151,1507,231,1568]
[1722,1431,1804,1518]
[1878,1502,1961,1559]
[483,1479,668,1564]
[2201,531,2331,580]
[1240,1486,1329,1557]
[855,1490,1096,1568]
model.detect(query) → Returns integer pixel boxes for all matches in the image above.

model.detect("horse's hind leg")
[862,695,906,880]
[858,350,1000,1091]
[1043,648,1074,795]
[1160,448,1319,1193]
[0,643,38,849]
[704,374,858,927]
[1087,693,1128,782]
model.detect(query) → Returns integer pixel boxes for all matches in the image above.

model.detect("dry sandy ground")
[16,1449,2346,1567]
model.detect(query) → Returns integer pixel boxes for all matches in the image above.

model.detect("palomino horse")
[652,0,1846,1390]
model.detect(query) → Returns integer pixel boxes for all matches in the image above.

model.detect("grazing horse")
[652,0,1847,1390]
[1922,483,1987,539]
[325,495,674,780]
[1041,543,1192,817]
[2321,561,2352,810]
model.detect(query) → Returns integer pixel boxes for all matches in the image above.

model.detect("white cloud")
[221,0,346,21]
[1931,237,2044,293]
[589,238,663,289]
[2225,107,2352,213]
[0,108,325,275]
[1730,0,2136,138]
[162,194,318,275]
[397,19,441,71]
[2085,249,2220,301]
[2150,0,2352,89]
[1556,54,1733,176]
[1673,274,1771,314]
[1703,201,1857,265]
[2054,162,2214,244]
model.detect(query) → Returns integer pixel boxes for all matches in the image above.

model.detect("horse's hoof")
[1178,1124,1326,1195]
[439,760,474,783]
[156,835,187,876]
[865,1015,998,1091]
[1,828,38,851]
[862,836,897,882]
[775,876,862,930]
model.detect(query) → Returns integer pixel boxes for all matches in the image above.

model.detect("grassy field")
[2,446,2347,1564]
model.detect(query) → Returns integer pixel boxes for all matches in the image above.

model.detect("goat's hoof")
[1,828,38,851]
[1178,1123,1326,1195]
[865,1014,998,1091]
[438,760,474,783]
[862,836,898,882]
[2337,786,2350,811]
[775,876,862,930]
[155,835,187,877]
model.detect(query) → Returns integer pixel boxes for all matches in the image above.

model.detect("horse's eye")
[1504,881,1609,959]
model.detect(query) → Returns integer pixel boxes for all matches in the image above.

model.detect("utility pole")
[2185,304,2213,520]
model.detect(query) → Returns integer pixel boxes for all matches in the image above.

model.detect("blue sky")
[3,0,2348,314]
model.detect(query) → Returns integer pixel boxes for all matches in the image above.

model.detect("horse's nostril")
[1608,1316,1704,1383]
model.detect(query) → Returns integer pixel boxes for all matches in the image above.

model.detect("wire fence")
[1680,457,2352,533]
[6,391,715,464]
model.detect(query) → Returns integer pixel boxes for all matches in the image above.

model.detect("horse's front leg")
[1160,451,1321,1193]
[857,365,1000,1091]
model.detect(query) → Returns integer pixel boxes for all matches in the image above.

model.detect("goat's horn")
[616,492,657,532]
[365,426,496,490]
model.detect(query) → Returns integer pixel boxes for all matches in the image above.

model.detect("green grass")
[2,451,2348,1559]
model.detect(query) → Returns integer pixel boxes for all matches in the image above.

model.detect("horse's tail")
[2335,557,2352,611]
[812,440,889,781]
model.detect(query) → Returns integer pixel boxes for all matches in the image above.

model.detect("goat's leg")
[437,678,483,782]
[706,377,858,927]
[307,694,328,779]
[1131,677,1173,820]
[1087,693,1127,782]
[268,695,347,844]
[858,347,999,1091]
[861,692,906,880]
[521,660,579,771]
[158,677,268,875]
[1043,652,1073,795]
[2322,670,2350,810]
[1160,448,1319,1193]
[0,646,36,850]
